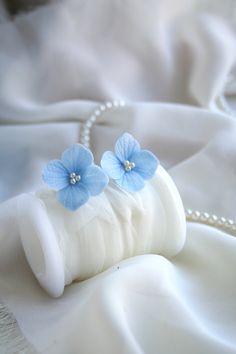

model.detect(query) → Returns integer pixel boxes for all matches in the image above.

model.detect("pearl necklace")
[80,100,236,236]
[80,100,125,149]
[185,209,236,235]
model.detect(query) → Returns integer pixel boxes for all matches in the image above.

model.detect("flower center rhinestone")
[124,160,135,172]
[69,172,81,185]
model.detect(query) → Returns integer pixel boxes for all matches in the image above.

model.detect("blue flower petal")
[81,165,109,196]
[62,144,93,173]
[42,160,69,191]
[131,150,159,180]
[116,171,144,192]
[101,151,125,179]
[58,184,89,211]
[115,133,140,162]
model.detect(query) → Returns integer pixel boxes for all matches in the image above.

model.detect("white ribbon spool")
[17,166,186,297]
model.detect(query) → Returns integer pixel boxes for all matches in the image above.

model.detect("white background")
[0,0,236,353]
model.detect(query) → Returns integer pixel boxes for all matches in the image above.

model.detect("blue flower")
[42,144,108,211]
[101,133,159,192]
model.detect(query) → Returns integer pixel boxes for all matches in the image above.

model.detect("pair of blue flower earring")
[42,133,159,211]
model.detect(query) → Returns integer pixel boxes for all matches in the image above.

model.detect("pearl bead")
[95,110,101,116]
[216,219,223,226]
[86,121,92,128]
[209,215,218,224]
[200,212,209,222]
[106,102,112,108]
[189,210,200,220]
[223,220,232,229]
[83,128,89,135]
[186,209,193,216]
[113,100,119,107]
[83,136,90,142]
[220,217,226,223]
[100,104,106,111]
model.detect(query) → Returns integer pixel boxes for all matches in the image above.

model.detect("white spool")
[17,166,186,298]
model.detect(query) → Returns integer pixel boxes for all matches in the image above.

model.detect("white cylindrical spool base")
[18,166,186,297]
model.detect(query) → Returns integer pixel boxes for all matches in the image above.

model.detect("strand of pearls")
[80,100,125,149]
[80,100,236,236]
[185,209,236,235]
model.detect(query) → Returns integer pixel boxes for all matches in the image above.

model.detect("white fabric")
[0,0,236,353]
[0,0,236,125]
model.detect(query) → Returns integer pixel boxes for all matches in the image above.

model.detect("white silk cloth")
[0,0,236,353]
